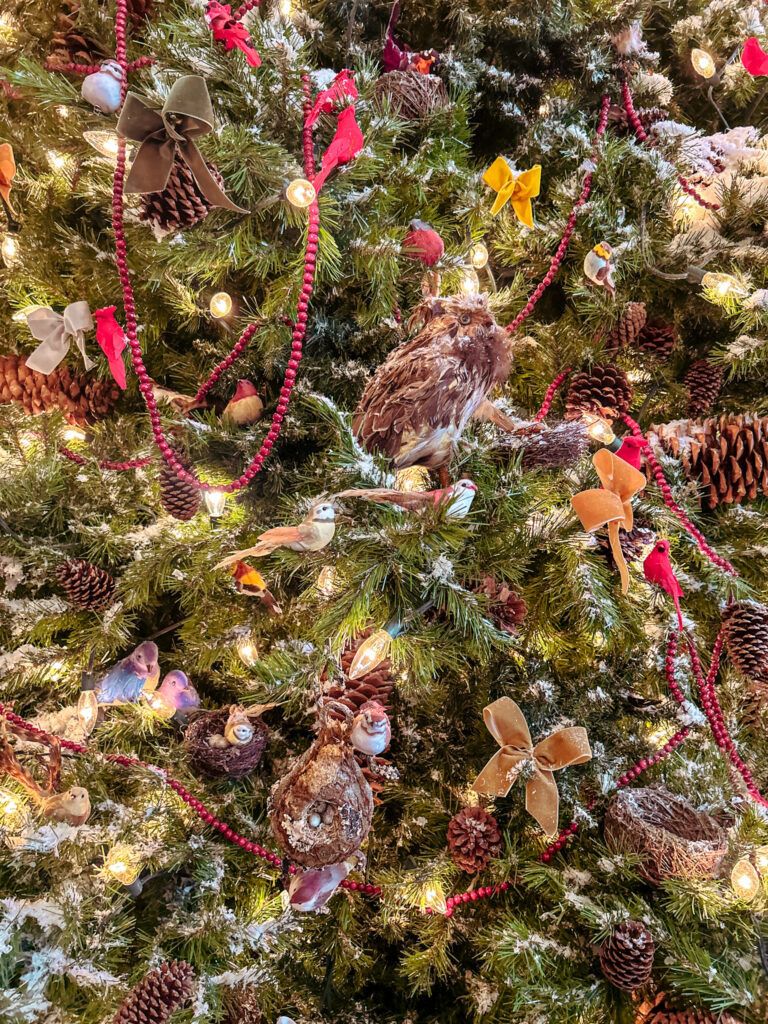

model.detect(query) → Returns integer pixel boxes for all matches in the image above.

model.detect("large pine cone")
[49,0,109,66]
[565,364,633,421]
[56,558,116,611]
[608,103,669,136]
[648,414,768,509]
[636,320,676,358]
[599,920,654,992]
[721,601,768,685]
[158,458,201,521]
[606,302,647,352]
[126,0,155,30]
[0,354,120,426]
[374,70,449,120]
[684,359,723,417]
[635,992,744,1024]
[446,806,502,872]
[139,157,225,236]
[112,960,195,1024]
[474,577,527,634]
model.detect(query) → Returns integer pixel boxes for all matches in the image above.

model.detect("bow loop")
[483,158,541,225]
[25,302,95,375]
[116,76,247,213]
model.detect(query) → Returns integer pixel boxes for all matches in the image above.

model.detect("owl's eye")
[459,313,471,325]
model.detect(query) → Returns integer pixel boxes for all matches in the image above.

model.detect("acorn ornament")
[222,380,263,426]
[81,60,124,114]
[583,242,616,297]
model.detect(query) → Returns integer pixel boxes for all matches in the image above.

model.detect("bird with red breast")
[643,538,684,630]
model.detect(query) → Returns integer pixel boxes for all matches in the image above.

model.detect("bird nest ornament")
[184,705,271,779]
[269,700,374,868]
[375,69,449,120]
[604,786,727,885]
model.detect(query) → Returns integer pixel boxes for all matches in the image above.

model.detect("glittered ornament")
[81,60,124,114]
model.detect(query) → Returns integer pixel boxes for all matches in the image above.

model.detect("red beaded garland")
[533,368,571,422]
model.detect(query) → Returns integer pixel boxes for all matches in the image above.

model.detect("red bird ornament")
[305,70,359,127]
[615,435,645,471]
[312,105,364,193]
[742,37,768,77]
[403,219,444,267]
[205,2,261,66]
[643,539,684,630]
[94,306,127,389]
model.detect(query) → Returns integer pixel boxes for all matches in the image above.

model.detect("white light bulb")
[1,235,18,266]
[280,0,292,15]
[691,48,717,79]
[470,242,489,270]
[236,634,259,667]
[47,150,68,171]
[204,490,227,517]
[62,427,86,443]
[316,565,339,597]
[582,412,616,445]
[394,466,431,492]
[285,178,316,208]
[83,130,121,161]
[420,882,447,915]
[103,843,142,885]
[730,858,760,901]
[701,272,748,299]
[348,629,392,679]
[459,269,480,296]
[209,291,233,319]
[76,691,99,736]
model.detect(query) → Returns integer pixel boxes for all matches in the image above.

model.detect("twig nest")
[374,70,449,120]
[184,706,269,779]
[269,705,374,868]
[604,786,727,885]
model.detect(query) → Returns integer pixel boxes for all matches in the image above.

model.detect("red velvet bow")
[94,306,127,389]
[205,2,261,67]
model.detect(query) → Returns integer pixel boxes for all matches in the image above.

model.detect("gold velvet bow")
[570,448,646,594]
[0,143,16,216]
[116,75,247,213]
[473,697,591,836]
[25,302,95,375]
[482,158,541,225]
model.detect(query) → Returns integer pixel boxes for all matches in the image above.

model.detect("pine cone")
[446,806,502,873]
[158,458,201,521]
[139,157,225,236]
[606,302,647,352]
[648,414,768,509]
[635,992,744,1024]
[721,601,768,685]
[49,0,109,66]
[126,0,155,30]
[222,987,262,1024]
[636,320,676,358]
[112,960,195,1024]
[608,103,669,136]
[599,920,654,992]
[56,558,116,611]
[741,679,767,732]
[684,359,723,417]
[599,524,655,570]
[474,577,527,634]
[565,364,633,421]
[0,354,120,426]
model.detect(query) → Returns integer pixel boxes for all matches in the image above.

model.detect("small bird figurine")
[353,292,512,472]
[643,539,684,630]
[403,219,444,267]
[615,435,645,471]
[222,380,263,426]
[215,503,336,568]
[91,641,160,704]
[154,670,201,714]
[337,478,477,518]
[80,60,125,114]
[583,242,616,297]
[287,855,360,912]
[207,704,275,749]
[383,1,439,73]
[205,1,261,67]
[311,105,364,193]
[228,561,282,615]
[305,69,358,127]
[42,787,92,826]
[349,701,391,757]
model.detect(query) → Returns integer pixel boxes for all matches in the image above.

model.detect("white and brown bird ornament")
[337,478,477,518]
[583,242,616,297]
[215,502,336,568]
[349,700,391,757]
[222,380,263,426]
[353,292,513,473]
[80,60,125,114]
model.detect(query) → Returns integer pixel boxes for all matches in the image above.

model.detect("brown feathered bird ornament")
[353,293,514,474]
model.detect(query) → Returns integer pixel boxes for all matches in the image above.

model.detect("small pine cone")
[636,320,676,358]
[599,524,655,570]
[125,0,155,30]
[222,987,262,1024]
[112,960,195,1024]
[0,354,120,427]
[684,359,723,416]
[446,806,502,873]
[138,157,225,235]
[721,601,768,685]
[635,992,744,1024]
[599,920,655,992]
[606,302,647,352]
[741,679,767,732]
[474,577,527,634]
[49,1,109,66]
[607,103,669,136]
[565,363,633,421]
[56,558,116,611]
[158,458,201,521]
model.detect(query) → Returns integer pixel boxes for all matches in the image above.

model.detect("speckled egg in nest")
[184,706,269,779]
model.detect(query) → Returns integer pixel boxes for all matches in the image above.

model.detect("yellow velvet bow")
[473,697,592,836]
[570,449,646,595]
[482,158,541,225]
[0,143,17,216]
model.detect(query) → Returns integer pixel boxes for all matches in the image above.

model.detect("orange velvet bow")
[570,449,645,594]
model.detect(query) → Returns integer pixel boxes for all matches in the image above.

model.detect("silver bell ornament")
[81,61,124,115]
[583,241,616,298]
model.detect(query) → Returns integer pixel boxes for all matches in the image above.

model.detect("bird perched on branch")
[227,560,282,615]
[311,105,364,193]
[337,478,477,518]
[643,539,685,631]
[215,503,336,568]
[222,380,263,426]
[353,292,512,474]
[90,641,160,705]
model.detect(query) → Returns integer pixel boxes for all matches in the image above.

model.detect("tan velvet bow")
[25,302,95,375]
[570,448,646,594]
[473,697,592,836]
[116,75,247,212]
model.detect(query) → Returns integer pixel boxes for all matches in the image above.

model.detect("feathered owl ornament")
[353,293,512,473]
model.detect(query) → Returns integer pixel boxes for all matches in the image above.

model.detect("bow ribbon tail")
[490,183,514,216]
[177,140,248,213]
[608,519,630,594]
[526,768,559,835]
[472,749,516,797]
[72,330,96,372]
[25,333,72,375]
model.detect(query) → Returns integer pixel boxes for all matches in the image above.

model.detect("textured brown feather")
[336,488,432,510]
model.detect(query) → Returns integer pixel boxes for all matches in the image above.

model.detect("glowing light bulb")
[62,427,86,443]
[280,0,292,15]
[394,466,431,492]
[348,628,393,679]
[204,490,227,517]
[419,882,447,915]
[755,846,768,874]
[146,691,175,719]
[470,242,489,270]
[730,858,760,901]
[701,272,748,299]
[103,843,142,885]
[83,130,121,161]
[458,269,480,296]
[76,690,99,736]
[691,48,717,79]
[209,291,233,319]
[47,150,68,171]
[285,178,316,208]
[0,788,20,820]
[316,565,339,597]
[56,105,70,118]
[581,412,616,445]
[236,633,259,667]
[1,234,18,267]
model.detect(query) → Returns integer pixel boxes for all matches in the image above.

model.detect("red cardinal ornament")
[742,37,768,76]
[222,379,263,426]
[403,219,444,267]
[306,70,358,127]
[615,435,645,471]
[643,539,684,630]
[205,2,261,67]
[312,105,364,193]
[93,306,127,389]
